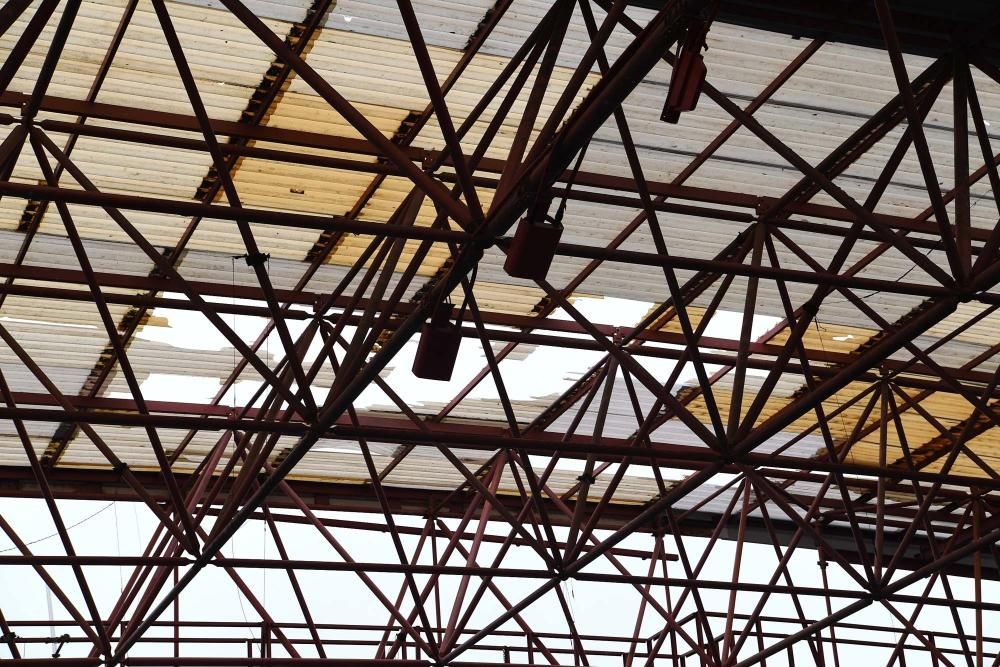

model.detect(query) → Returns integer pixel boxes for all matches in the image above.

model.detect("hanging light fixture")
[411,295,463,381]
[503,142,589,282]
[413,263,481,383]
[662,17,710,123]
[503,193,562,281]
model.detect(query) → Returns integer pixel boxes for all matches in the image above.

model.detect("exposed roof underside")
[0,0,998,663]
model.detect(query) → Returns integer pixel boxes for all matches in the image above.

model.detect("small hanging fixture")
[503,143,588,282]
[412,298,462,381]
[503,193,562,281]
[412,267,476,382]
[662,17,710,123]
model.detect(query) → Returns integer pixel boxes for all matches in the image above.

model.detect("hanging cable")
[552,142,589,226]
[113,501,123,594]
[0,503,114,553]
[503,143,589,281]
[45,586,54,657]
[231,256,239,411]
[232,536,254,640]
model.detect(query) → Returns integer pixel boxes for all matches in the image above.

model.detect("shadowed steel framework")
[0,0,998,664]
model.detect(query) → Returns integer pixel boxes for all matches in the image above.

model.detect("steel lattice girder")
[0,0,998,665]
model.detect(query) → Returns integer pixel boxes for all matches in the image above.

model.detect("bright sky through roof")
[120,294,781,414]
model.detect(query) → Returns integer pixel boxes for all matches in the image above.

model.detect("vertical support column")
[974,499,983,667]
[173,567,180,662]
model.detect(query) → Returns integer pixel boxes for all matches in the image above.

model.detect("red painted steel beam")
[0,180,468,242]
[98,6,773,659]
[1,0,998,661]
[0,463,993,585]
[2,284,997,393]
[1,553,997,609]
[4,392,1000,493]
[4,95,993,242]
[6,248,995,316]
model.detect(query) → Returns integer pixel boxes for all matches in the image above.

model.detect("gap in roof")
[370,297,784,410]
[126,294,782,412]
[529,455,693,483]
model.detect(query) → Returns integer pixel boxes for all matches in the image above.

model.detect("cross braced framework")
[0,0,998,665]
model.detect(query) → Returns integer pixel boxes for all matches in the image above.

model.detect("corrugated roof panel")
[264,93,408,139]
[925,303,1000,348]
[58,424,190,469]
[0,0,994,518]
[285,30,463,111]
[769,320,879,355]
[498,465,663,505]
[333,175,464,277]
[885,335,993,374]
[98,307,337,399]
[168,430,242,473]
[416,58,603,160]
[452,280,546,316]
[230,159,382,216]
[0,0,298,261]
[0,420,57,467]
[181,217,329,261]
[379,448,472,490]
[171,0,312,24]
[0,298,130,395]
[328,0,495,50]
[10,231,156,276]
[91,1,290,114]
[175,245,354,292]
[683,386,795,439]
[786,380,881,442]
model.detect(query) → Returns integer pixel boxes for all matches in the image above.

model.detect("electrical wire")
[823,194,983,306]
[232,537,254,640]
[821,239,939,306]
[813,318,855,465]
[230,256,258,642]
[0,502,114,554]
[113,501,124,594]
[232,256,238,410]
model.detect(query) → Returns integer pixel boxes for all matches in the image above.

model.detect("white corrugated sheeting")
[99,319,338,401]
[172,0,312,23]
[884,335,994,371]
[926,302,1000,348]
[0,0,995,501]
[174,246,351,292]
[0,0,289,198]
[0,420,56,468]
[545,367,666,442]
[59,423,214,468]
[330,0,497,50]
[0,293,130,391]
[0,0,309,416]
[5,230,156,276]
[283,30,463,114]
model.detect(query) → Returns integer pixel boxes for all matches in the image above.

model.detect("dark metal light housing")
[412,299,463,381]
[503,209,563,281]
[662,19,710,123]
